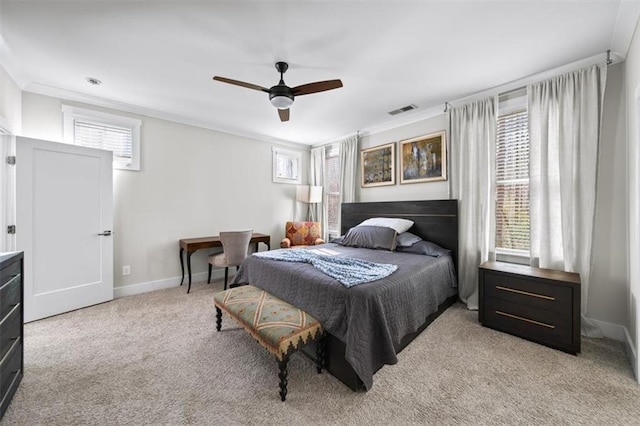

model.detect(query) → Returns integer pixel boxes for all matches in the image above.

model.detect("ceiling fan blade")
[213,76,270,93]
[292,79,343,96]
[278,108,290,122]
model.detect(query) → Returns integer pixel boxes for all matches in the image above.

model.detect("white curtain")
[309,146,328,240]
[339,134,358,230]
[449,97,497,309]
[527,63,607,334]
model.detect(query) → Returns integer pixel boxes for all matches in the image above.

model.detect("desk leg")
[187,251,194,293]
[179,248,185,285]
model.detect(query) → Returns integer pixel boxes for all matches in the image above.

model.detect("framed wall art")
[361,142,395,187]
[399,131,447,184]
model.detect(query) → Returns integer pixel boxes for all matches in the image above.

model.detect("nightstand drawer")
[0,306,21,362]
[0,275,21,320]
[483,297,573,350]
[0,338,21,402]
[0,262,20,289]
[483,272,571,314]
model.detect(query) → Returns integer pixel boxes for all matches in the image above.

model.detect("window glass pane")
[326,148,340,235]
[496,182,530,250]
[495,108,530,251]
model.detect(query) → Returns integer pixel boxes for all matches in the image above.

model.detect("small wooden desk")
[179,233,271,293]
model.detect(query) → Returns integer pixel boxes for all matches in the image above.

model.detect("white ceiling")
[1,1,638,146]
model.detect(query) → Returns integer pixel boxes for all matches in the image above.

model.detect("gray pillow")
[396,240,451,257]
[339,225,398,251]
[397,232,422,247]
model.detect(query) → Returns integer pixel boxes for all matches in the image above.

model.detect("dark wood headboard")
[340,199,458,269]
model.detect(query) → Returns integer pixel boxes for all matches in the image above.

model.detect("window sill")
[495,249,530,266]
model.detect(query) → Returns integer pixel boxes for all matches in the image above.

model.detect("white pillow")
[357,217,414,234]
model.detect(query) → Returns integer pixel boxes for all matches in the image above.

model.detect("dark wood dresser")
[0,252,23,419]
[479,261,580,354]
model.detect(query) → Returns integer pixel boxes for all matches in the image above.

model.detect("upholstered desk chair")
[280,221,325,248]
[208,230,253,290]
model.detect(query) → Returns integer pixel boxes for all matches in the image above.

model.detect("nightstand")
[479,261,580,354]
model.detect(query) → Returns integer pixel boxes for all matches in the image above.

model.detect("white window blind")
[74,120,133,168]
[62,105,141,171]
[495,109,530,252]
[325,145,340,237]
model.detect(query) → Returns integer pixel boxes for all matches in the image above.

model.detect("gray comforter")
[232,243,457,390]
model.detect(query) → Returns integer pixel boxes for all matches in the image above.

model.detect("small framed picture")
[399,131,447,184]
[361,142,395,187]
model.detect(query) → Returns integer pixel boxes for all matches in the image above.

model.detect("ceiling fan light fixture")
[270,95,294,109]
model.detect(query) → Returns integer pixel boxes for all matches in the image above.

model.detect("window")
[325,144,340,238]
[495,92,530,256]
[62,105,141,171]
[272,147,302,184]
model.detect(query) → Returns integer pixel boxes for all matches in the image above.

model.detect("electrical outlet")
[122,265,131,276]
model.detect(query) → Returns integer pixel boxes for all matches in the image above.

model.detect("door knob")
[97,230,112,236]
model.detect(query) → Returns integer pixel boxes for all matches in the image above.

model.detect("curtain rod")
[444,51,614,111]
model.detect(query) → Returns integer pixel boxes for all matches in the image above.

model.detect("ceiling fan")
[213,62,343,122]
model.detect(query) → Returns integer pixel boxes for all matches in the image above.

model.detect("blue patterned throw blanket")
[253,249,398,288]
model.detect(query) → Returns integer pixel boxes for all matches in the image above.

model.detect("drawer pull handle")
[0,303,20,328]
[0,274,20,292]
[0,336,20,366]
[496,285,555,301]
[495,310,555,329]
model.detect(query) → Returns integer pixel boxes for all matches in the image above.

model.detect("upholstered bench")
[213,285,325,401]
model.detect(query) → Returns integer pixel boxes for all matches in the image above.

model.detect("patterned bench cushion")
[214,285,323,360]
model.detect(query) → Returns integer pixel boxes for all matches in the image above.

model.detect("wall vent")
[388,104,417,116]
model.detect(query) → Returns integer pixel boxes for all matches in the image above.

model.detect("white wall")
[588,62,628,328]
[21,92,309,289]
[0,65,21,133]
[624,18,640,376]
[357,114,448,202]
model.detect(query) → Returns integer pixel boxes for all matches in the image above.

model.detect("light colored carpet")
[3,280,639,425]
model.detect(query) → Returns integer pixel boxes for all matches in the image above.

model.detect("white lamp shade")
[308,186,322,203]
[296,185,322,203]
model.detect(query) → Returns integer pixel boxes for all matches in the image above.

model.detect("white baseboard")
[586,317,627,341]
[113,270,226,298]
[586,316,638,382]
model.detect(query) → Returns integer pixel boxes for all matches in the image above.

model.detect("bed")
[233,199,458,391]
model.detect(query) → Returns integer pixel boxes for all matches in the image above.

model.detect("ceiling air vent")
[388,104,417,116]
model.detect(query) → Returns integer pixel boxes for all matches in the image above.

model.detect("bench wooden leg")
[215,307,222,331]
[278,355,289,402]
[316,335,325,374]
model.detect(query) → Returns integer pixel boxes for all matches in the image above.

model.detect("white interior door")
[16,136,113,322]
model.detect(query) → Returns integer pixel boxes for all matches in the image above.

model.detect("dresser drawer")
[483,297,574,351]
[482,271,572,314]
[0,275,21,320]
[0,262,20,289]
[0,338,21,402]
[0,306,21,362]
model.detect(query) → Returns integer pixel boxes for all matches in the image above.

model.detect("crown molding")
[313,104,446,147]
[23,81,310,150]
[610,0,640,59]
